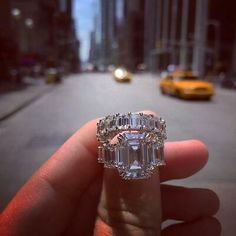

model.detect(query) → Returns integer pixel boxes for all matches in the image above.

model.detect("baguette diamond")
[97,113,167,179]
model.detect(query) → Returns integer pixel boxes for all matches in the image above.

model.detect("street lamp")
[207,20,220,67]
[11,8,21,19]
[11,8,21,34]
[25,18,34,29]
[25,18,34,52]
[111,42,118,66]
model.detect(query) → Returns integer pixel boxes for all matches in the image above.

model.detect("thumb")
[94,168,162,236]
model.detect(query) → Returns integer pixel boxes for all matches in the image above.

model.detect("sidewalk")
[0,77,54,121]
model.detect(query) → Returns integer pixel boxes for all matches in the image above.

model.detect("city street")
[0,73,236,235]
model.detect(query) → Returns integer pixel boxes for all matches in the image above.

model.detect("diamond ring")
[96,112,167,180]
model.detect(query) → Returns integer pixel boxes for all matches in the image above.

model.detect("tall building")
[144,0,236,76]
[89,30,96,63]
[0,1,16,81]
[121,0,145,71]
[208,0,236,75]
[89,0,144,71]
[100,0,116,67]
[145,0,209,76]
[7,0,80,72]
[144,0,160,72]
[54,0,80,72]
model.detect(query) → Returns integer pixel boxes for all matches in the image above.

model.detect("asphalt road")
[0,73,236,235]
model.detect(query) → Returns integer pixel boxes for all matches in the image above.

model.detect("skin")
[0,111,221,236]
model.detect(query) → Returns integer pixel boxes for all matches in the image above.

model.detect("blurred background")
[0,1,236,235]
[1,0,236,78]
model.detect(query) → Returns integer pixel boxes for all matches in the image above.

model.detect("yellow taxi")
[113,67,132,82]
[159,70,214,100]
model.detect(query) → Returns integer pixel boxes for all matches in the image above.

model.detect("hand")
[0,113,221,236]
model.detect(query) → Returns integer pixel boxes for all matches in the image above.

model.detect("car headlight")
[114,68,127,78]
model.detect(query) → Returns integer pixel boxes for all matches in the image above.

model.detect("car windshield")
[175,76,198,81]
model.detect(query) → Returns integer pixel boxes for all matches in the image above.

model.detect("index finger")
[0,119,103,235]
[38,118,102,199]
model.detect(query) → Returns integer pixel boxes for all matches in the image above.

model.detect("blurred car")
[113,67,132,82]
[107,64,115,72]
[159,70,214,100]
[137,63,147,72]
[220,77,236,89]
[45,68,61,84]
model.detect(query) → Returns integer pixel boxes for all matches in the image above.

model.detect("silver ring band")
[96,112,167,179]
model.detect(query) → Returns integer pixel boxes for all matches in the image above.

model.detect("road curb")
[0,86,54,122]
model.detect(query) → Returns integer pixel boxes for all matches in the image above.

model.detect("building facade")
[144,0,236,77]
[90,0,144,71]
[89,0,236,76]
[144,0,208,76]
[0,1,19,81]
[4,0,80,74]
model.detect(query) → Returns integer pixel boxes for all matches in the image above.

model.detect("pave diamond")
[97,113,167,143]
[150,144,165,166]
[98,146,104,163]
[130,114,140,127]
[104,147,116,168]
